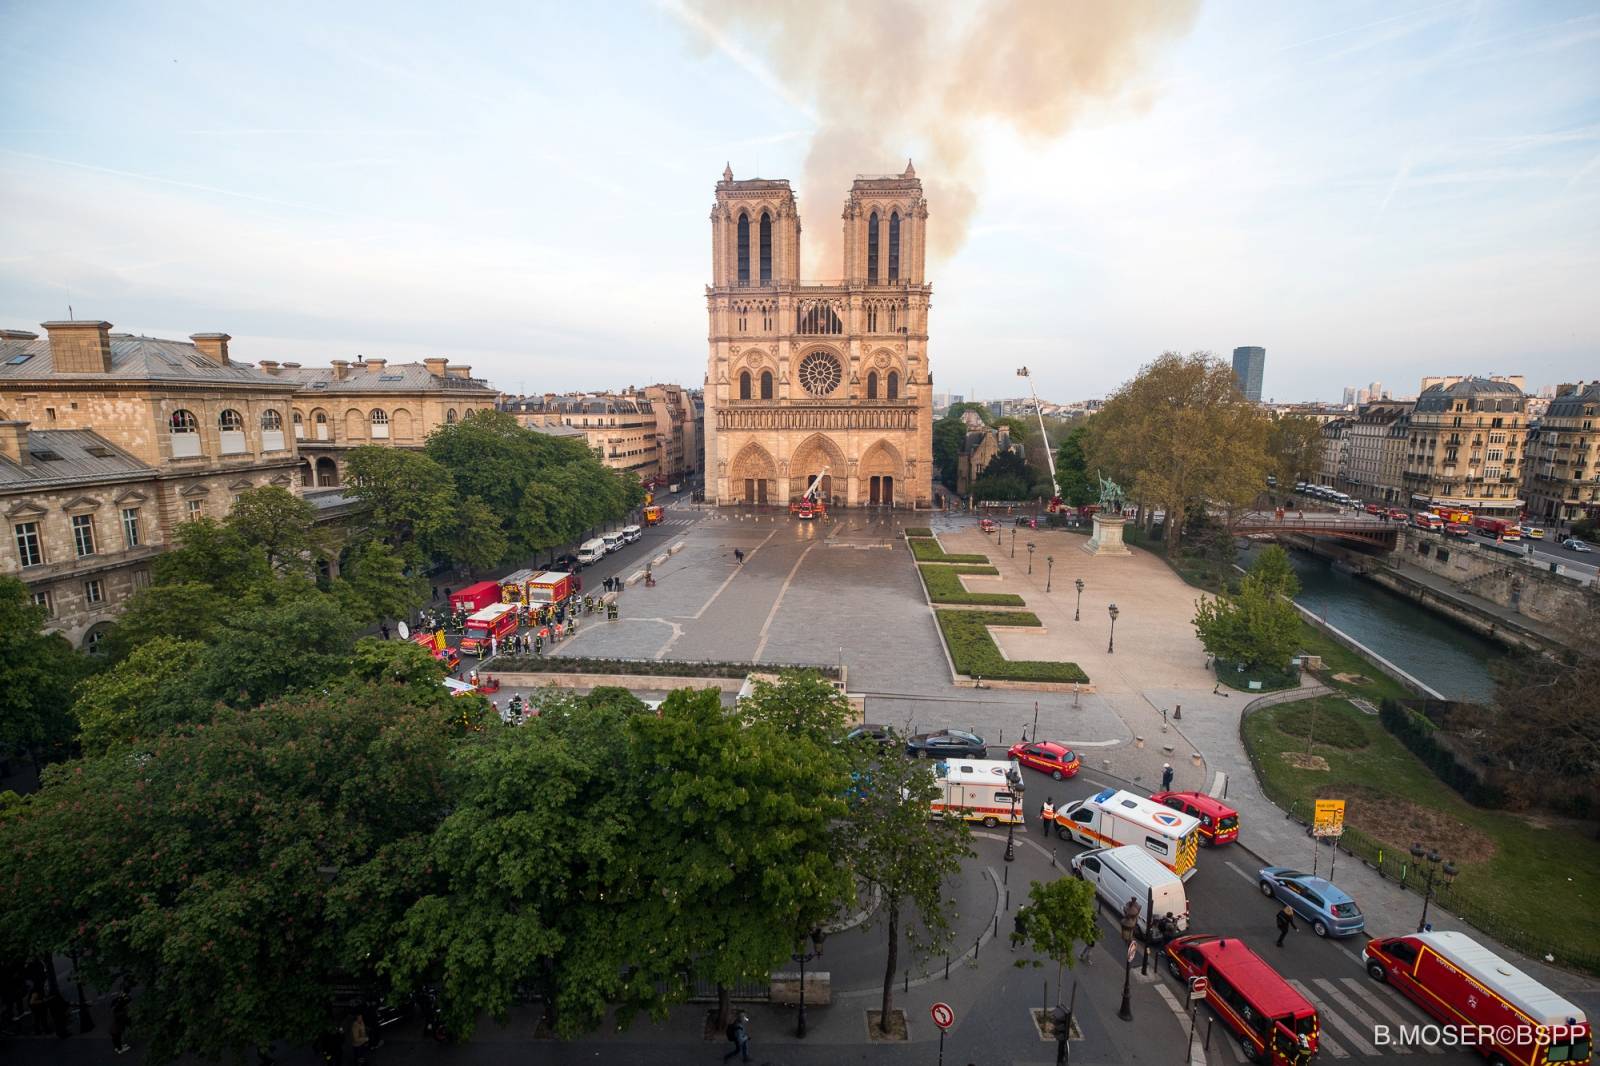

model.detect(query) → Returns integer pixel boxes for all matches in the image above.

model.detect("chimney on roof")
[42,320,113,373]
[365,358,387,373]
[258,359,280,375]
[424,357,448,378]
[0,420,28,467]
[189,332,231,365]
[281,361,301,369]
[445,364,470,379]
[0,329,39,342]
[331,359,350,381]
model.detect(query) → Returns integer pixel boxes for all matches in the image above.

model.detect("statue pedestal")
[1083,513,1132,557]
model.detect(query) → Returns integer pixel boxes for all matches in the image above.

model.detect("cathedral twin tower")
[703,162,934,508]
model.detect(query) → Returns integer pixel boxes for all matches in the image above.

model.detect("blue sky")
[0,0,1595,402]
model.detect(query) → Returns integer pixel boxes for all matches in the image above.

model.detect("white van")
[602,531,626,553]
[576,538,608,566]
[1070,845,1190,936]
[929,758,1025,828]
[621,524,642,544]
[1054,788,1202,880]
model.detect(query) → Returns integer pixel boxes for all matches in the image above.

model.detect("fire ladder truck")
[789,467,829,520]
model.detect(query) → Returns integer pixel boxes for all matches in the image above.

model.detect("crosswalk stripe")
[1154,982,1208,1066]
[1314,978,1410,1055]
[1289,978,1374,1058]
[1339,978,1441,1054]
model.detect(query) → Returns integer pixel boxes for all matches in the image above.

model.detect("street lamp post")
[1046,555,1054,592]
[1028,542,1036,574]
[1118,896,1140,1022]
[1107,603,1120,654]
[792,933,820,1037]
[1074,578,1084,622]
[1409,844,1458,932]
[1005,793,1018,862]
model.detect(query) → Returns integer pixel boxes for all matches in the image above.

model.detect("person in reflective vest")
[1039,796,1056,835]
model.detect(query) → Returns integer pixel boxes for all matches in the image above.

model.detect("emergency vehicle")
[789,469,829,519]
[1150,791,1239,846]
[1054,788,1202,879]
[1472,515,1521,541]
[1364,930,1590,1066]
[500,568,536,603]
[526,571,574,606]
[929,758,1025,828]
[643,505,664,526]
[449,580,501,616]
[1166,935,1320,1064]
[1414,513,1444,531]
[459,602,519,656]
[411,629,460,671]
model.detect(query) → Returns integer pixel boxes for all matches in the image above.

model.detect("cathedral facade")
[703,163,934,508]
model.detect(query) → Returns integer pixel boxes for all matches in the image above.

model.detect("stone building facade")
[0,321,303,647]
[1402,377,1527,517]
[264,357,498,488]
[501,394,661,482]
[703,163,934,507]
[1338,402,1410,504]
[1522,381,1600,525]
[1317,418,1349,488]
[954,410,1022,495]
[641,382,700,483]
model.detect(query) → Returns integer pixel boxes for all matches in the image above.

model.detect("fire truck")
[526,571,574,606]
[643,504,664,526]
[459,602,519,657]
[789,468,829,520]
[1472,515,1521,541]
[449,581,501,616]
[500,568,536,603]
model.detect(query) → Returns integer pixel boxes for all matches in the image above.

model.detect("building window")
[72,514,96,557]
[739,371,752,400]
[132,570,150,590]
[314,410,330,440]
[866,302,879,332]
[85,578,104,605]
[45,406,56,421]
[83,626,107,654]
[736,212,750,285]
[446,408,458,424]
[261,409,286,451]
[122,507,141,548]
[370,409,390,438]
[888,210,901,281]
[31,589,52,617]
[187,499,204,521]
[14,521,43,567]
[292,410,305,439]
[868,211,880,283]
[759,210,772,284]
[218,409,247,454]
[887,369,900,399]
[760,371,774,400]
[169,408,201,457]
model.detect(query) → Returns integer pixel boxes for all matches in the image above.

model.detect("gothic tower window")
[739,371,752,400]
[868,211,880,284]
[737,212,750,285]
[889,304,899,331]
[888,211,901,281]
[867,371,879,399]
[760,211,772,284]
[867,301,878,332]
[760,371,774,399]
[887,370,900,400]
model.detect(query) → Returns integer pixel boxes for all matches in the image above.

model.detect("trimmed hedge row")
[918,565,1027,607]
[903,526,934,538]
[935,610,1090,683]
[927,564,1000,576]
[491,656,842,681]
[908,537,989,564]
[1379,699,1507,808]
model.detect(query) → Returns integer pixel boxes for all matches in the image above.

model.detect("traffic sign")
[930,1002,955,1030]
[1313,798,1346,838]
[1189,975,1209,1001]
[1127,941,1138,963]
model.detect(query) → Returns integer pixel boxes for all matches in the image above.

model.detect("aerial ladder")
[790,466,829,518]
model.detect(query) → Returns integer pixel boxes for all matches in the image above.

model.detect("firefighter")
[607,601,618,621]
[533,633,543,655]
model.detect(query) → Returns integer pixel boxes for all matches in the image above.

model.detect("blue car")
[1258,867,1365,938]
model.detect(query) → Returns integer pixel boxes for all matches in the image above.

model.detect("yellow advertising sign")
[1313,799,1346,838]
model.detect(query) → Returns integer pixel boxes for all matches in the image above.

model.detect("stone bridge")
[1230,510,1402,549]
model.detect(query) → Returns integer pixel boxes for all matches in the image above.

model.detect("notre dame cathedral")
[703,162,934,508]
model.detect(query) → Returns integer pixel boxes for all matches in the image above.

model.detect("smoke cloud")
[686,0,1199,276]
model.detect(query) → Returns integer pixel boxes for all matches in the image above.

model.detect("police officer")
[1039,796,1056,836]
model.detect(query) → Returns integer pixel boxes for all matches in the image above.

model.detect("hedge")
[1379,699,1507,808]
[908,537,989,564]
[918,565,1026,607]
[927,564,1000,576]
[490,656,842,681]
[903,526,934,538]
[935,610,1090,683]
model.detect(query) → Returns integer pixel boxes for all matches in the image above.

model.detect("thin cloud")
[654,0,822,123]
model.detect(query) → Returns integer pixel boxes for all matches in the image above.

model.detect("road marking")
[1314,978,1409,1055]
[1289,979,1373,1058]
[1335,943,1363,966]
[750,542,817,660]
[1338,978,1440,1054]
[1223,860,1257,887]
[686,530,775,620]
[1154,982,1207,1066]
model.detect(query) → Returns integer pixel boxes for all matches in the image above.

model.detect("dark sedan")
[905,729,987,760]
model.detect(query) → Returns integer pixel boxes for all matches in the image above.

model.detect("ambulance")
[1053,788,1202,880]
[929,758,1026,828]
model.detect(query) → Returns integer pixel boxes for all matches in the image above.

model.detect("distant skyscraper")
[1232,346,1265,402]
[1342,386,1358,405]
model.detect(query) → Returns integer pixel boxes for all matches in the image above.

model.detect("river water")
[1240,544,1503,702]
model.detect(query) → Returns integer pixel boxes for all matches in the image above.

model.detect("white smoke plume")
[683,0,1199,276]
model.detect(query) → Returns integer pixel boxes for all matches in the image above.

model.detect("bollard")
[905,969,910,994]
[976,936,981,959]
[1135,735,1146,748]
[995,915,999,940]
[1006,887,1011,911]
[945,955,950,980]
[1174,703,1182,720]
[1003,864,1009,885]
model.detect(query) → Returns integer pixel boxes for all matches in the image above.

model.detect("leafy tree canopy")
[1192,571,1301,671]
[0,577,97,764]
[1055,422,1095,506]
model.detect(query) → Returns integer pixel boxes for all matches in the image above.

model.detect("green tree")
[971,448,1035,502]
[192,587,360,708]
[933,415,967,488]
[1192,572,1301,673]
[0,684,462,1063]
[1013,876,1098,1004]
[107,582,229,656]
[72,637,209,756]
[0,576,95,767]
[224,485,322,577]
[843,735,972,1032]
[1266,414,1325,489]
[1054,422,1095,506]
[1249,544,1301,599]
[343,446,462,564]
[150,516,268,596]
[340,538,427,626]
[1085,352,1272,550]
[452,494,510,569]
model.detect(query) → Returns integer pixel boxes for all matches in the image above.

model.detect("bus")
[1364,930,1589,1066]
[1166,935,1319,1064]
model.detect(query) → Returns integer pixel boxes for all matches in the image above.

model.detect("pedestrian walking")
[723,1011,752,1062]
[350,1013,370,1064]
[379,622,389,641]
[1011,904,1029,951]
[734,548,745,564]
[1039,796,1056,836]
[110,990,131,1054]
[431,585,439,601]
[1161,763,1174,791]
[1275,904,1297,947]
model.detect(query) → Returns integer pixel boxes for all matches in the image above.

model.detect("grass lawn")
[903,526,933,538]
[1243,696,1600,970]
[908,537,989,564]
[1293,623,1414,702]
[935,609,1089,683]
[919,565,1026,607]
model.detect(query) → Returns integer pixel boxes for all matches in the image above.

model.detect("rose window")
[797,351,843,396]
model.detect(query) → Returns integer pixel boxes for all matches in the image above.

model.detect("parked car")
[1150,790,1239,846]
[1006,740,1081,780]
[845,723,893,745]
[1387,509,1409,522]
[1523,526,1544,539]
[905,730,987,760]
[621,524,643,543]
[552,553,580,572]
[1257,866,1365,937]
[1563,537,1593,553]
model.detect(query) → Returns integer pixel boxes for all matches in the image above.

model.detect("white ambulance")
[930,758,1026,828]
[1053,788,1202,880]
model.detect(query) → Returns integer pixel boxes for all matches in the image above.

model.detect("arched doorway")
[299,460,314,487]
[729,442,776,504]
[859,440,903,507]
[789,433,846,504]
[315,456,339,487]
